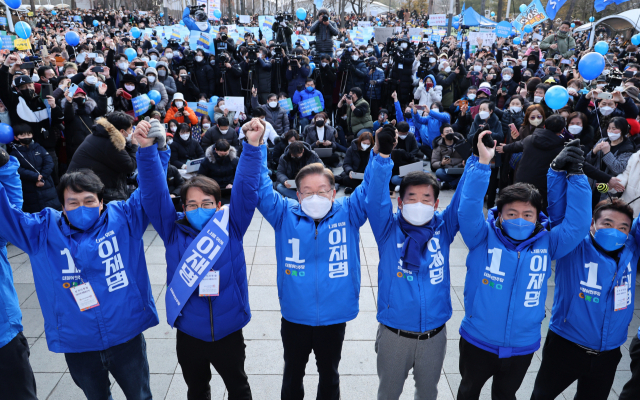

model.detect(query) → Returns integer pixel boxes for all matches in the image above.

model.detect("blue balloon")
[160,13,164,17]
[632,34,640,46]
[519,4,527,12]
[578,52,605,80]
[309,62,315,74]
[93,20,99,27]
[236,14,239,18]
[0,123,13,144]
[524,25,533,33]
[375,17,380,21]
[210,95,219,104]
[125,48,137,62]
[491,12,495,17]
[148,60,157,68]
[213,9,222,19]
[570,23,575,28]
[4,0,21,9]
[15,21,31,40]
[513,37,521,45]
[65,31,79,46]
[453,22,460,29]
[453,15,460,21]
[51,10,57,15]
[594,41,609,55]
[130,27,141,39]
[148,90,161,104]
[296,8,307,20]
[544,85,570,110]
[589,16,595,22]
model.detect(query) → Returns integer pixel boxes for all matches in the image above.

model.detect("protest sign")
[0,17,7,26]
[279,98,293,112]
[0,36,14,50]
[224,96,244,113]
[132,94,151,117]
[495,21,512,38]
[14,38,31,50]
[239,15,250,24]
[189,30,212,52]
[195,102,209,117]
[512,0,549,31]
[299,96,323,117]
[429,14,447,26]
[468,32,496,47]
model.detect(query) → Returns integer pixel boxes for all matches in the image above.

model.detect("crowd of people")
[0,4,639,400]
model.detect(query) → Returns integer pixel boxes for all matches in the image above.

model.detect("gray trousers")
[375,323,447,400]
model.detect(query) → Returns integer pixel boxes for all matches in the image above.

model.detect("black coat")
[191,59,216,98]
[62,96,108,158]
[10,141,60,213]
[276,142,323,184]
[214,61,243,97]
[198,146,238,188]
[169,134,205,168]
[390,49,416,102]
[312,65,337,103]
[68,118,138,203]
[167,164,184,197]
[175,75,201,102]
[201,126,241,153]
[343,141,371,175]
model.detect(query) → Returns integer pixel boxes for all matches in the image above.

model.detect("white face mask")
[202,123,211,129]
[125,84,136,91]
[31,74,40,83]
[608,131,621,141]
[533,96,543,104]
[170,126,177,132]
[175,101,184,108]
[361,144,370,150]
[568,125,583,134]
[95,57,105,64]
[195,56,204,62]
[479,110,490,120]
[158,69,166,77]
[147,75,156,83]
[301,195,332,220]
[510,106,522,113]
[530,118,543,126]
[467,94,476,100]
[429,57,436,63]
[321,62,328,67]
[86,75,97,85]
[473,65,481,72]
[166,53,174,59]
[219,129,228,134]
[220,105,227,110]
[444,66,451,73]
[398,134,408,140]
[180,133,190,141]
[150,55,158,61]
[382,63,388,68]
[268,101,278,108]
[503,75,512,81]
[401,202,435,226]
[141,57,150,62]
[600,106,614,116]
[66,74,75,79]
[118,62,128,71]
[351,55,359,61]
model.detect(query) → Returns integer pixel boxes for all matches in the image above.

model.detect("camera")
[605,69,623,92]
[322,15,329,22]
[346,94,352,100]
[190,4,207,22]
[275,12,293,22]
[246,43,260,65]
[220,33,228,42]
[167,38,180,50]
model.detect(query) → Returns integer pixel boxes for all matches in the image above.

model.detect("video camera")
[167,38,181,50]
[275,12,293,22]
[246,42,260,65]
[605,69,624,92]
[190,4,207,22]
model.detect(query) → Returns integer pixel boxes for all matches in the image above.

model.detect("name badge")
[614,285,628,311]
[70,282,100,311]
[199,270,220,297]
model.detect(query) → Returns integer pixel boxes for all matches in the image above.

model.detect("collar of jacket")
[94,118,126,151]
[487,207,549,251]
[205,145,236,163]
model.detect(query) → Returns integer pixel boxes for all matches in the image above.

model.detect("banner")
[14,39,31,50]
[132,94,151,117]
[429,14,447,26]
[512,0,549,31]
[374,27,395,43]
[189,30,212,51]
[0,36,14,50]
[279,98,293,112]
[468,32,497,47]
[195,102,209,117]
[298,96,323,117]
[223,96,244,112]
[239,15,250,24]
[357,21,372,28]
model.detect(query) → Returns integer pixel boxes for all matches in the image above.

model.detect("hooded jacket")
[276,142,322,184]
[62,95,108,157]
[458,163,591,357]
[137,143,260,342]
[164,102,198,126]
[201,125,241,153]
[545,170,640,352]
[144,68,169,112]
[169,132,205,169]
[199,145,238,188]
[413,109,451,148]
[68,118,138,203]
[10,141,60,213]
[413,74,442,108]
[156,62,177,98]
[540,31,577,59]
[343,141,371,175]
[258,144,370,326]
[250,96,290,135]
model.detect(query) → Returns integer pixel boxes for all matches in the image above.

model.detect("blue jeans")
[436,168,461,188]
[391,175,403,186]
[64,333,152,400]
[276,183,298,200]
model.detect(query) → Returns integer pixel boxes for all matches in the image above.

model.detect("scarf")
[398,213,436,272]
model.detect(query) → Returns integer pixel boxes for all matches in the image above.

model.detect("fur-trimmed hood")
[93,118,126,151]
[205,144,237,163]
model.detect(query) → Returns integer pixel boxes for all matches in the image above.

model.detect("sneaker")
[344,187,354,195]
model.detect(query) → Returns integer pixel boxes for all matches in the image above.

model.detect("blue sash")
[166,206,230,327]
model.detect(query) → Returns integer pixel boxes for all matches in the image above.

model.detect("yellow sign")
[27,12,33,16]
[14,38,31,50]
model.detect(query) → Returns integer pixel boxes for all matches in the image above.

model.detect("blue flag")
[595,0,614,12]
[615,0,630,5]
[545,0,568,20]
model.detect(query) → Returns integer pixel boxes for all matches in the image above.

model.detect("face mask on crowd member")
[567,115,584,135]
[398,174,439,226]
[534,88,546,104]
[305,80,316,93]
[296,164,336,220]
[509,98,523,113]
[467,89,477,101]
[528,109,544,126]
[590,201,633,251]
[599,98,617,116]
[478,102,493,120]
[557,21,571,38]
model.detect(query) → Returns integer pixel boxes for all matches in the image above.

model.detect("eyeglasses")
[298,190,332,199]
[185,202,216,211]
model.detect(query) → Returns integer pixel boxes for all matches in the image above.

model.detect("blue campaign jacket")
[0,151,171,353]
[137,144,261,342]
[458,164,591,357]
[413,109,451,149]
[367,153,477,332]
[0,157,24,348]
[546,170,640,352]
[256,145,370,326]
[292,88,325,118]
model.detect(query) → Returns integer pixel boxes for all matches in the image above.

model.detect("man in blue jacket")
[0,112,161,400]
[256,130,372,399]
[0,149,37,400]
[366,125,476,399]
[531,195,640,399]
[292,78,325,131]
[135,118,264,400]
[457,132,592,400]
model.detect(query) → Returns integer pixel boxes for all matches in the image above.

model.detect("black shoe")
[344,187,354,195]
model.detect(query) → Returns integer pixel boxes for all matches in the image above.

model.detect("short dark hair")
[545,115,566,134]
[431,101,444,112]
[37,66,53,77]
[216,139,230,151]
[496,183,543,215]
[289,141,305,156]
[217,117,230,127]
[439,123,452,134]
[399,172,440,200]
[13,123,32,137]
[179,123,190,133]
[252,107,266,118]
[350,87,363,98]
[561,20,572,27]
[267,93,277,101]
[284,130,299,142]
[57,169,105,204]
[305,78,314,84]
[478,100,495,111]
[180,175,221,205]
[105,111,134,131]
[295,162,335,190]
[397,121,409,133]
[594,198,634,223]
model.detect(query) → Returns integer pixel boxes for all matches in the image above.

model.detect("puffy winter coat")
[413,75,442,108]
[390,50,416,102]
[175,76,201,102]
[214,61,243,97]
[10,141,60,213]
[192,58,216,98]
[62,95,108,157]
[431,133,466,169]
[616,151,640,217]
[250,96,290,134]
[199,146,238,188]
[164,104,198,126]
[276,142,322,184]
[137,144,260,342]
[309,19,339,54]
[459,164,591,356]
[412,109,451,147]
[169,134,204,168]
[342,141,371,175]
[201,125,241,153]
[68,118,138,203]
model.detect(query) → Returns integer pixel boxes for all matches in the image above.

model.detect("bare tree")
[347,0,373,16]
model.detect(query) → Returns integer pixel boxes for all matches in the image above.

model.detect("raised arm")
[257,144,289,229]
[440,155,478,243]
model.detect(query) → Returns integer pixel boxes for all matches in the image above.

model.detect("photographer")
[311,55,337,115]
[214,51,243,97]
[576,89,639,139]
[214,26,237,61]
[310,8,339,61]
[285,51,310,98]
[192,48,215,99]
[338,48,368,96]
[390,38,416,106]
[364,57,385,121]
[241,46,271,104]
[271,15,294,52]
[174,66,201,102]
[337,87,373,138]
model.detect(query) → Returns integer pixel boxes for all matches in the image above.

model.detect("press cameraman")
[338,48,367,97]
[310,8,339,62]
[272,13,294,52]
[214,51,243,97]
[240,44,272,104]
[389,38,416,106]
[311,55,337,115]
[269,44,289,96]
[214,26,237,61]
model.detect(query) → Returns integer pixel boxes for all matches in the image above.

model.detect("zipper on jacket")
[315,223,319,325]
[208,297,215,341]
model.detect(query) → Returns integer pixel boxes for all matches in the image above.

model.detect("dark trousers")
[341,175,364,190]
[176,329,252,400]
[457,337,534,400]
[281,317,346,400]
[0,332,37,400]
[419,144,432,161]
[64,333,152,400]
[620,335,640,400]
[531,330,622,400]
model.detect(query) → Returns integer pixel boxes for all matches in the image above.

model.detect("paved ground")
[8,189,640,399]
